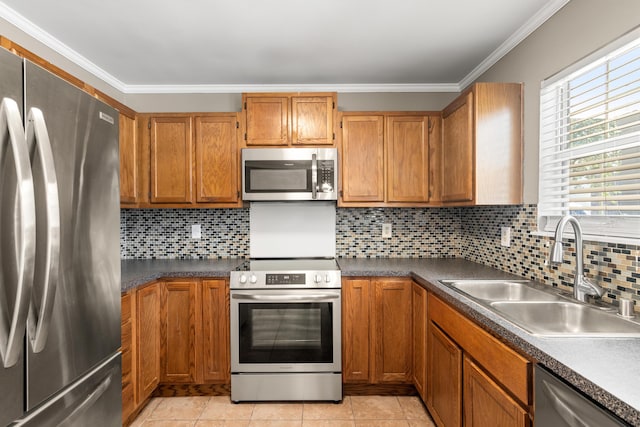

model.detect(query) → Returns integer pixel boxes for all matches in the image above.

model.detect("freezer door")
[11,352,122,427]
[0,46,27,427]
[24,61,121,410]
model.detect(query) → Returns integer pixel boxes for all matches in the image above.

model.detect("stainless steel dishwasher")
[535,365,629,426]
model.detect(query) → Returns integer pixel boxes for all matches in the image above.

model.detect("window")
[538,28,640,241]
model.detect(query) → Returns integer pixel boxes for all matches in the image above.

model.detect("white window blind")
[538,28,640,240]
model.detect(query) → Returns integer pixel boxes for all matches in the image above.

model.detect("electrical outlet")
[501,227,511,247]
[191,224,202,239]
[382,223,392,238]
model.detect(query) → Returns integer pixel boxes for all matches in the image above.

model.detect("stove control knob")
[250,274,258,284]
[325,274,332,284]
[314,274,322,284]
[239,274,248,284]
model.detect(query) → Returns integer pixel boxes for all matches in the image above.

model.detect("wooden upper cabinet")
[119,114,139,205]
[372,278,413,384]
[150,116,193,203]
[195,115,239,203]
[387,115,429,202]
[243,93,336,146]
[340,115,385,203]
[441,82,523,205]
[442,92,474,203]
[245,96,289,146]
[291,96,334,145]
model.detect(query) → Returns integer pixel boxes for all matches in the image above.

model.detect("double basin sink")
[440,280,640,338]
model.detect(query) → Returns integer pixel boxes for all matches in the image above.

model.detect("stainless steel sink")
[442,280,563,302]
[490,301,640,337]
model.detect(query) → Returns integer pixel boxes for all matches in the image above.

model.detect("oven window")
[238,302,333,364]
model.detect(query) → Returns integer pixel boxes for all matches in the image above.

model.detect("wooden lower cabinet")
[412,283,428,401]
[136,282,161,405]
[426,293,532,427]
[463,357,529,427]
[122,278,230,425]
[342,277,412,385]
[202,279,230,382]
[160,280,200,383]
[427,322,463,427]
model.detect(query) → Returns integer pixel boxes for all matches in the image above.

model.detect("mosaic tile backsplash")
[120,204,638,310]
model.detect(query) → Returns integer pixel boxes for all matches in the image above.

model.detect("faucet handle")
[578,276,605,299]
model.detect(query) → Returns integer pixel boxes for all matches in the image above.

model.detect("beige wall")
[0,17,125,102]
[476,0,640,203]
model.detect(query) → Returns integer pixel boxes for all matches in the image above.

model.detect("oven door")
[230,289,341,373]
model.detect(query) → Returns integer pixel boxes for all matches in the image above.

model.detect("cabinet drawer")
[122,292,132,323]
[429,294,531,405]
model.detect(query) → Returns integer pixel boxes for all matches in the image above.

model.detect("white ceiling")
[0,0,569,93]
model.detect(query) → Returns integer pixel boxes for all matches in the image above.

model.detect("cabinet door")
[442,92,474,203]
[341,115,385,202]
[245,96,289,146]
[342,279,371,383]
[291,96,333,145]
[412,283,427,400]
[463,357,529,427]
[372,278,412,383]
[427,322,462,427]
[119,114,138,204]
[121,292,135,424]
[202,280,230,383]
[150,116,193,203]
[160,280,200,383]
[195,115,239,203]
[387,115,429,202]
[136,283,160,404]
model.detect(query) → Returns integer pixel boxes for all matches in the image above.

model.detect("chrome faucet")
[549,215,605,303]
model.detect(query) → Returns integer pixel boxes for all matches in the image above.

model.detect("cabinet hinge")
[333,132,335,140]
[332,101,335,109]
[428,118,432,133]
[244,102,247,110]
[340,121,343,129]
[236,121,239,129]
[148,120,151,129]
[244,133,247,141]
[339,190,343,197]
[237,191,240,198]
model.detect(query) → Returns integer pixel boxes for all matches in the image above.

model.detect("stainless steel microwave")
[242,148,338,201]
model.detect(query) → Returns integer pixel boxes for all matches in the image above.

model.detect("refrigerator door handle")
[58,371,113,427]
[0,98,36,368]
[25,107,60,353]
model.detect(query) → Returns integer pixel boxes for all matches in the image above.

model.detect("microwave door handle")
[311,153,318,199]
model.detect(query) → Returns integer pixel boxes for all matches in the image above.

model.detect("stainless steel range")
[229,258,342,402]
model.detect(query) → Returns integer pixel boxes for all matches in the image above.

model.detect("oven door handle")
[232,293,339,302]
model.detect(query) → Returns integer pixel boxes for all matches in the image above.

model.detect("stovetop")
[230,258,341,289]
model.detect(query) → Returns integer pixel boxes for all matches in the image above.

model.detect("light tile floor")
[130,395,437,427]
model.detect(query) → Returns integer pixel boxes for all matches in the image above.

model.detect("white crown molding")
[458,0,571,90]
[0,1,128,92]
[122,82,461,94]
[0,0,569,95]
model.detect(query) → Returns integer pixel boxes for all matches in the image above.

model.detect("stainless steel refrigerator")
[0,46,121,426]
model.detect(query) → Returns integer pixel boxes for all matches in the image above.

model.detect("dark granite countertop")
[122,257,640,425]
[121,259,245,291]
[338,257,640,426]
